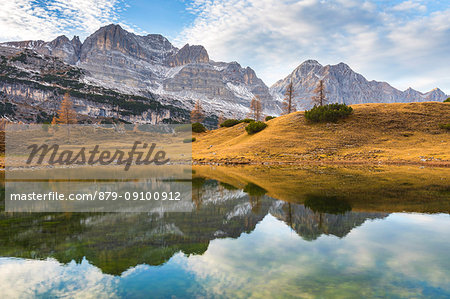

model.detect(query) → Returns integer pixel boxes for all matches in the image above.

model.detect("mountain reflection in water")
[0,165,449,298]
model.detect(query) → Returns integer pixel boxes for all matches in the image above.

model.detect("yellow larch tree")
[56,93,77,124]
[190,100,205,123]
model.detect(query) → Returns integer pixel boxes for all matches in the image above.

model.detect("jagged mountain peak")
[404,87,419,94]
[333,62,352,71]
[83,23,133,47]
[52,35,70,43]
[300,59,322,66]
[86,24,176,55]
[271,59,448,109]
[71,36,82,52]
[143,33,172,45]
[167,43,209,67]
[291,59,324,77]
[226,61,243,69]
[82,23,133,51]
[424,87,447,101]
[0,23,278,119]
[80,23,178,66]
[99,23,125,33]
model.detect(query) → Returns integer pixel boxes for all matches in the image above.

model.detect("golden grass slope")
[193,102,450,165]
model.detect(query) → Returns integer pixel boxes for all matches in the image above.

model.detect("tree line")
[51,78,331,129]
[190,79,329,126]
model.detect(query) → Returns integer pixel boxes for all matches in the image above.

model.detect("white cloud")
[0,213,448,297]
[179,213,450,297]
[392,1,427,12]
[0,0,448,93]
[177,0,450,93]
[0,0,139,42]
[0,258,119,298]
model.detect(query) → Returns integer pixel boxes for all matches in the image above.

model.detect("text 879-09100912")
[9,191,182,202]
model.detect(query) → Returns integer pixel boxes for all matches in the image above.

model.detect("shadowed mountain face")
[271,60,448,110]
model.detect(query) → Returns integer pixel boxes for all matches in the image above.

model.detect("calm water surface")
[0,166,449,298]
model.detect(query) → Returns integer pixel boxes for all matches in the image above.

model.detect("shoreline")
[193,159,450,167]
[2,159,448,170]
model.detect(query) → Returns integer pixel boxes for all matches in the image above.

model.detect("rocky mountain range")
[271,60,448,110]
[0,24,447,124]
[1,24,276,122]
[0,47,189,124]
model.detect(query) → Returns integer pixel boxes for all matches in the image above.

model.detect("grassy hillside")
[193,102,450,165]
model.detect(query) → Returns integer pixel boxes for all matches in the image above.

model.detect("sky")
[0,0,449,94]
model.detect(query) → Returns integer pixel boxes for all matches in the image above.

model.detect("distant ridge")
[270,60,448,110]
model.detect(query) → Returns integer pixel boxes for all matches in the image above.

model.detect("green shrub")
[192,177,206,189]
[220,182,238,190]
[439,123,450,130]
[220,119,241,127]
[192,122,206,133]
[265,116,276,121]
[245,121,267,135]
[183,137,196,143]
[305,103,353,123]
[304,194,351,214]
[243,182,267,196]
[444,98,450,103]
[240,118,255,123]
[175,123,206,133]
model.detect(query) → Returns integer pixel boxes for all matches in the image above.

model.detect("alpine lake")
[0,165,449,298]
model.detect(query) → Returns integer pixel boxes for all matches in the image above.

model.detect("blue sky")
[0,0,449,94]
[120,0,194,39]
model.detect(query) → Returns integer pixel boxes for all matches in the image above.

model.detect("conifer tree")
[49,116,58,133]
[56,93,77,124]
[282,78,296,115]
[312,80,327,106]
[248,96,262,121]
[190,100,205,123]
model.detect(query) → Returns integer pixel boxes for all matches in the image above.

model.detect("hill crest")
[193,102,450,165]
